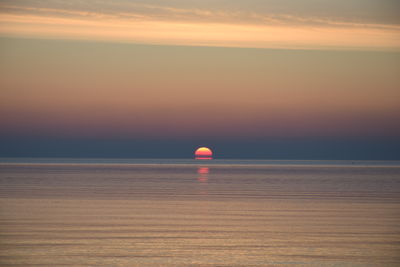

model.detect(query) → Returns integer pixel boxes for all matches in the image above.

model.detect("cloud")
[2,0,400,27]
[0,0,399,50]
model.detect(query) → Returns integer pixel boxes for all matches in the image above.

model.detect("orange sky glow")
[0,1,399,141]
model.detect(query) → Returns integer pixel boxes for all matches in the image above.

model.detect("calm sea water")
[0,158,399,266]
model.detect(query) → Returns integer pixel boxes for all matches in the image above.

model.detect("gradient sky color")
[0,1,399,159]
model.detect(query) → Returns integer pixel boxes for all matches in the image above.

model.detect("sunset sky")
[1,0,399,159]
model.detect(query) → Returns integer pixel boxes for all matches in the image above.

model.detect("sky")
[0,0,400,159]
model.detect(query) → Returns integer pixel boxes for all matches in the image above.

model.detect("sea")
[0,158,399,266]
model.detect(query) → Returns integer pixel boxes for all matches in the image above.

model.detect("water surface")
[1,159,399,266]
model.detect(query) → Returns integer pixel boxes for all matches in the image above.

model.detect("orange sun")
[194,147,213,160]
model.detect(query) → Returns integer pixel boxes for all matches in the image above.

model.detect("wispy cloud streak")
[1,1,399,50]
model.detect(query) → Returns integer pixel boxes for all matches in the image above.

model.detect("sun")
[194,147,213,160]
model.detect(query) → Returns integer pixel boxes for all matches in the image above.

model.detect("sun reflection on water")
[197,167,209,183]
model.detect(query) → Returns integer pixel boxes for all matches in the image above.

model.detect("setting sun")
[195,147,213,160]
